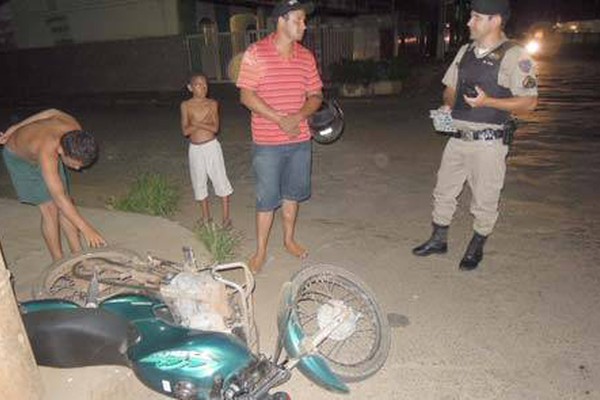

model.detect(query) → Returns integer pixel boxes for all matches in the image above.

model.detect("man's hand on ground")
[82,228,107,248]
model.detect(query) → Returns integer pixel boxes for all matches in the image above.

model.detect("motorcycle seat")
[23,308,140,368]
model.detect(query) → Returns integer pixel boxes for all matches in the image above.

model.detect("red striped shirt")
[236,33,323,145]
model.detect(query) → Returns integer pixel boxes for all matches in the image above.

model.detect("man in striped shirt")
[237,0,323,273]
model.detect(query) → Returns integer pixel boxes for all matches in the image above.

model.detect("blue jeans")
[252,141,312,211]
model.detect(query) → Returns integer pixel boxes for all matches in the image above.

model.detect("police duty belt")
[449,128,506,141]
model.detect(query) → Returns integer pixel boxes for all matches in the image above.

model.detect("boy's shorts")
[2,147,70,205]
[252,141,311,211]
[188,139,233,201]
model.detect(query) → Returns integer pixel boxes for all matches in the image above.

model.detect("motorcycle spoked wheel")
[32,248,153,305]
[289,264,391,382]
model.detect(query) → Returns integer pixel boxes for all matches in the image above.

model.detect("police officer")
[413,0,538,270]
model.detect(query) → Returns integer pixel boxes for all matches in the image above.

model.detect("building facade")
[7,0,398,49]
[0,0,400,97]
[10,0,181,48]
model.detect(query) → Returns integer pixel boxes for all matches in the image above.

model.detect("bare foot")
[284,240,308,259]
[248,252,266,274]
[221,218,232,229]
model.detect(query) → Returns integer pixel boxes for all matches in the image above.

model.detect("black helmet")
[308,98,344,144]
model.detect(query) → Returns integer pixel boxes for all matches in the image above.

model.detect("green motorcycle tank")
[101,294,256,399]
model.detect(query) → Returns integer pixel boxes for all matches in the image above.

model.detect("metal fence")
[185,27,355,83]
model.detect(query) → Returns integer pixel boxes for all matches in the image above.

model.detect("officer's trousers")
[432,138,509,236]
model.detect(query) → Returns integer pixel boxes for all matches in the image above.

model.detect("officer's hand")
[463,86,488,108]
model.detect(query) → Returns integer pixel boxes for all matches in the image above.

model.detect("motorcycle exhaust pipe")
[0,243,44,400]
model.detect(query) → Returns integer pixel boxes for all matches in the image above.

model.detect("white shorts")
[188,139,233,200]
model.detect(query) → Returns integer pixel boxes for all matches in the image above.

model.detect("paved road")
[508,59,600,204]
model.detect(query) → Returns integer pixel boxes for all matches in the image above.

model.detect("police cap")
[471,0,510,20]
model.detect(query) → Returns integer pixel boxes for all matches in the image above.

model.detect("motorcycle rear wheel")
[289,264,391,382]
[32,248,149,305]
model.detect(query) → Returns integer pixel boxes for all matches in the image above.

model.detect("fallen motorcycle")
[22,248,390,399]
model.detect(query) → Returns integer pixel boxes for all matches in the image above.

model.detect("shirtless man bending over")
[1,109,106,260]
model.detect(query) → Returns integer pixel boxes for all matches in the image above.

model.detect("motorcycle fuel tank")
[102,294,257,399]
[133,332,256,399]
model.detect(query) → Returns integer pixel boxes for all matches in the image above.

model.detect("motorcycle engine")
[160,270,232,333]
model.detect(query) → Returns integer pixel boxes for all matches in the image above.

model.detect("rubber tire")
[32,247,144,304]
[288,264,391,382]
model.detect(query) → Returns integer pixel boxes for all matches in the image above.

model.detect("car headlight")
[525,39,541,55]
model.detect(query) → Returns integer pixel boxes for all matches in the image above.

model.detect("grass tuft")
[195,222,240,264]
[110,173,180,217]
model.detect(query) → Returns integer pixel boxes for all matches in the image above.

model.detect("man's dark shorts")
[252,141,311,211]
[2,147,70,205]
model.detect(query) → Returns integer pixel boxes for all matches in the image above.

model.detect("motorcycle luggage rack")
[210,262,258,351]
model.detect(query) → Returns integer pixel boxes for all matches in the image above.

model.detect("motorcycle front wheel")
[289,264,391,382]
[32,247,148,305]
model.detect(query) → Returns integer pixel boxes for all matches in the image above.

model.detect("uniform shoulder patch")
[522,75,537,89]
[518,59,533,73]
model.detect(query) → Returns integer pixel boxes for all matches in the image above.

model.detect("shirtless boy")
[180,74,233,226]
[1,109,106,260]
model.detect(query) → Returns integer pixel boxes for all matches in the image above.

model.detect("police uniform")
[435,37,538,235]
[413,0,538,270]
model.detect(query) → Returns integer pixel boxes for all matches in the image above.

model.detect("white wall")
[11,0,180,49]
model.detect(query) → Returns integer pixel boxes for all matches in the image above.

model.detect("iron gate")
[185,27,355,82]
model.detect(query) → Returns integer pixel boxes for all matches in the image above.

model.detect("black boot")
[412,223,448,256]
[459,232,487,271]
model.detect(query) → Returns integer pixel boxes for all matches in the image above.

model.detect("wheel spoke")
[322,334,350,358]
